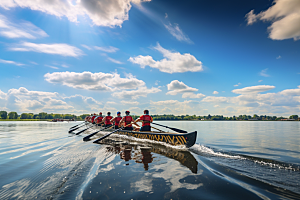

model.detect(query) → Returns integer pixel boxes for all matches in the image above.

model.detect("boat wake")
[190,143,300,195]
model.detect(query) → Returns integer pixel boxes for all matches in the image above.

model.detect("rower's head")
[144,110,149,115]
[107,112,111,116]
[99,112,102,116]
[117,111,121,116]
[125,111,130,116]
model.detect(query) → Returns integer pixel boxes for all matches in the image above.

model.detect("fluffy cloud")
[44,71,145,91]
[0,58,24,66]
[182,93,205,99]
[202,96,228,103]
[112,86,161,99]
[213,91,219,94]
[232,85,275,94]
[0,14,48,39]
[280,86,300,96]
[121,100,139,105]
[9,42,84,57]
[164,22,193,43]
[166,80,204,99]
[128,43,203,74]
[166,80,198,95]
[0,87,111,114]
[0,0,150,27]
[246,0,300,40]
[149,100,200,115]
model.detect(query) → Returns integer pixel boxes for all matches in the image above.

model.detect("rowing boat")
[85,123,197,148]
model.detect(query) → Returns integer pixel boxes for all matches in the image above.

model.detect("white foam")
[190,144,245,159]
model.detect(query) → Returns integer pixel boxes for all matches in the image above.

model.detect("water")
[0,121,299,199]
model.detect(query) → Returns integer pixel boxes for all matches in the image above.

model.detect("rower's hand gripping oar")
[69,122,86,130]
[92,122,133,143]
[151,122,187,133]
[83,125,111,141]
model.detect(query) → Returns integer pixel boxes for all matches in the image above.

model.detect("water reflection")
[100,138,198,174]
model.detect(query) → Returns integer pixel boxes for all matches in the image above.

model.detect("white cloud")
[61,64,69,68]
[164,22,193,43]
[45,65,59,69]
[9,42,84,57]
[121,100,139,105]
[112,86,161,99]
[182,93,205,99]
[44,71,145,91]
[149,99,198,115]
[280,86,300,96]
[259,68,270,77]
[0,14,48,39]
[0,0,151,27]
[94,46,119,53]
[81,44,92,50]
[213,91,219,94]
[232,85,275,94]
[129,43,203,74]
[107,57,123,64]
[258,80,263,82]
[246,0,300,40]
[234,83,241,87]
[166,80,198,95]
[0,58,24,66]
[202,96,228,103]
[276,55,281,59]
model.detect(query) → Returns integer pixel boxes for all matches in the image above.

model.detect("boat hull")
[89,124,197,148]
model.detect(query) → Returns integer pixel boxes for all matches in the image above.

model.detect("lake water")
[0,121,299,199]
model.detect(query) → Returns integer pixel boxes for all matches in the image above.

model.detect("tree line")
[0,111,298,121]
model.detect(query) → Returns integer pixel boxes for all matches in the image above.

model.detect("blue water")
[0,121,299,199]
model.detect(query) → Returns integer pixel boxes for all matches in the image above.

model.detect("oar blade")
[75,127,90,135]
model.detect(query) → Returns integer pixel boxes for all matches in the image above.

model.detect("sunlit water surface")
[0,121,299,200]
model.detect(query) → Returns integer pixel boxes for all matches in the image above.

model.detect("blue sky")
[0,0,299,117]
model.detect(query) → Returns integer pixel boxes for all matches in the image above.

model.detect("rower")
[102,112,113,127]
[91,114,97,124]
[111,111,122,129]
[119,111,134,130]
[95,112,104,126]
[135,110,153,131]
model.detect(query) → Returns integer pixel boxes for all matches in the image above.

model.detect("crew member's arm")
[133,116,142,127]
[101,117,106,124]
[118,117,125,127]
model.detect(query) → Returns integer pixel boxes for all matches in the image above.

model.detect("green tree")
[289,115,298,120]
[38,112,48,119]
[0,111,7,119]
[8,112,18,119]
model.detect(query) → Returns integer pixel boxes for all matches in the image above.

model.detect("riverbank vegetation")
[0,111,299,121]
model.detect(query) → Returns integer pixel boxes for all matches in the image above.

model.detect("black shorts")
[140,126,151,131]
[123,126,133,131]
[115,125,119,129]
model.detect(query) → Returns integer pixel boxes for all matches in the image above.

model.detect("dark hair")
[144,110,149,114]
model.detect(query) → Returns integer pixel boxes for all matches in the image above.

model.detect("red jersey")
[140,115,152,126]
[105,116,112,125]
[96,116,103,124]
[91,116,96,123]
[114,116,122,126]
[124,116,133,127]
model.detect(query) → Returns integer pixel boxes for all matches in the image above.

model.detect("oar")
[92,123,133,143]
[83,125,112,141]
[69,124,86,133]
[69,122,86,129]
[151,122,187,133]
[75,124,94,135]
[151,126,165,132]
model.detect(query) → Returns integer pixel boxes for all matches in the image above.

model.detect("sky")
[0,0,299,117]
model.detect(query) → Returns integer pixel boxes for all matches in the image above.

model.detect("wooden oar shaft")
[151,122,187,133]
[69,122,85,129]
[83,125,112,141]
[92,122,134,143]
